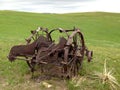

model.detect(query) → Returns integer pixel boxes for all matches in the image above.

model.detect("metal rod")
[14,57,31,61]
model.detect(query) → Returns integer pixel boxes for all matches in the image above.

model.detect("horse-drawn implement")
[8,27,93,78]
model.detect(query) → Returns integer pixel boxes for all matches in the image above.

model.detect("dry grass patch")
[93,59,120,90]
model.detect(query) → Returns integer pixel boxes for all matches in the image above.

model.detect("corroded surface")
[8,27,93,79]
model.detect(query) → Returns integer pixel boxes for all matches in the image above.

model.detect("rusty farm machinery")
[8,27,93,79]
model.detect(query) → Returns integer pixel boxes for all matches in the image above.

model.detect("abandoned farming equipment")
[8,27,93,78]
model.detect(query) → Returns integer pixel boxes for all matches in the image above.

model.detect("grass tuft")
[71,76,86,87]
[94,59,120,90]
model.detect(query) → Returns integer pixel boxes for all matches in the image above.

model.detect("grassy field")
[0,10,120,90]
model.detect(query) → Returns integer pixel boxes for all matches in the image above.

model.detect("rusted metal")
[8,27,93,79]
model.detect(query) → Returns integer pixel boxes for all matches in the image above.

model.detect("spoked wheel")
[63,29,86,78]
[66,57,79,78]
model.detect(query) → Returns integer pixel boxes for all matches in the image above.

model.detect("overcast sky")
[0,0,120,13]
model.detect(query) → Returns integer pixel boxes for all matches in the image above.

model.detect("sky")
[0,0,120,13]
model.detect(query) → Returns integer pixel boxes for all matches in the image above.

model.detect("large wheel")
[63,29,86,78]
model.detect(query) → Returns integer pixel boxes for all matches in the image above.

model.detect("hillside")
[0,10,120,46]
[0,10,120,90]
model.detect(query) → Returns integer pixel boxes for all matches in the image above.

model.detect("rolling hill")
[0,10,120,90]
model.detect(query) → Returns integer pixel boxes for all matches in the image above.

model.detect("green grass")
[0,10,120,90]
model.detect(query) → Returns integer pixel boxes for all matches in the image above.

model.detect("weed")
[93,59,120,90]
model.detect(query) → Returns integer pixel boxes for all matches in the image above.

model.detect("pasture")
[0,10,120,90]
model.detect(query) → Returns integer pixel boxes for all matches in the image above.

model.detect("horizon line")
[0,10,120,14]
